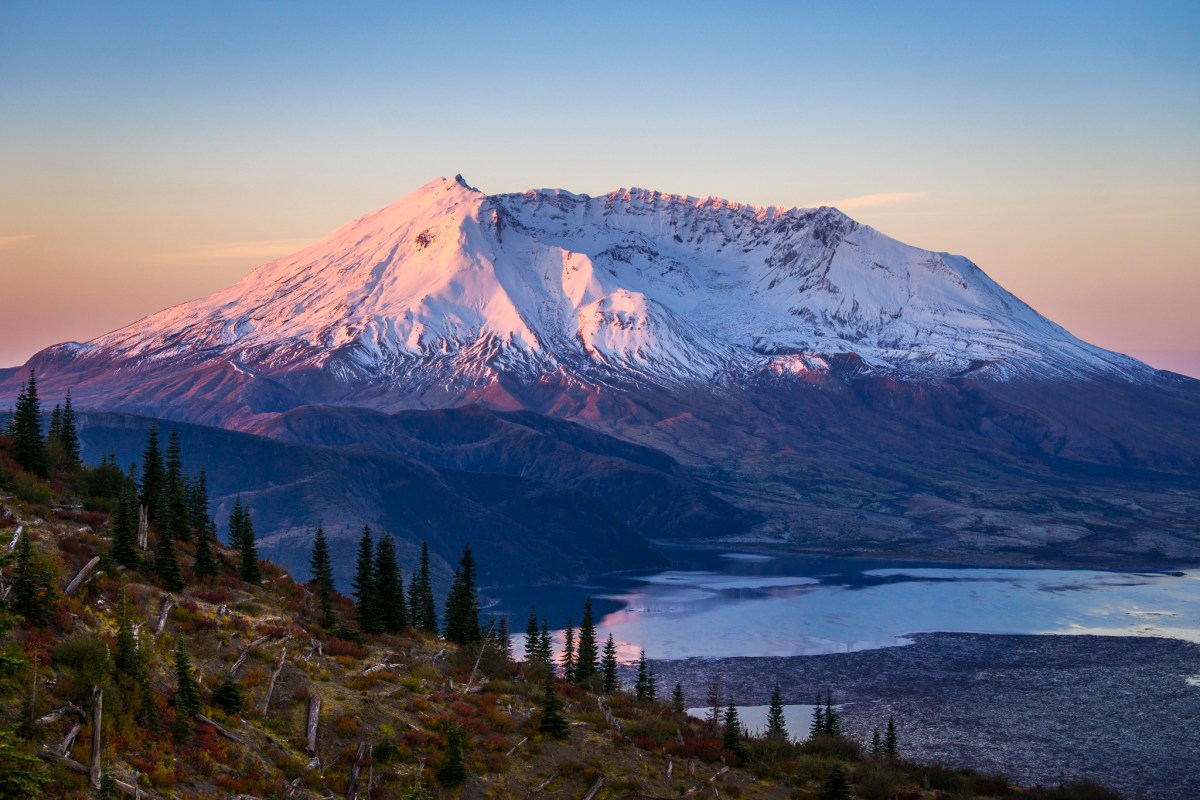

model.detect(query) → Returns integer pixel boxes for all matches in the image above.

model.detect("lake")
[488,551,1200,660]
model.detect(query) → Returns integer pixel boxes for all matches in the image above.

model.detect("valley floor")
[651,633,1200,800]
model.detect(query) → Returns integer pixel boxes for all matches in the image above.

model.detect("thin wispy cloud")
[167,239,313,265]
[808,191,928,210]
[0,234,35,249]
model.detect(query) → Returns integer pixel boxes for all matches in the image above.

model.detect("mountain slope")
[3,176,1198,567]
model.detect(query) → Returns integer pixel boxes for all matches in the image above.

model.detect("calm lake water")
[488,551,1200,660]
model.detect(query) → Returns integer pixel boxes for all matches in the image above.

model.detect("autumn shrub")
[334,714,362,738]
[326,637,368,659]
[53,632,113,700]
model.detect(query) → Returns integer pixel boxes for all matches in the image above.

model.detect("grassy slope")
[0,436,1121,800]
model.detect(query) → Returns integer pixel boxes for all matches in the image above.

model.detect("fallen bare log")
[261,646,287,714]
[305,695,321,757]
[65,556,101,596]
[89,686,102,788]
[582,774,605,800]
[197,713,244,743]
[152,598,174,640]
[347,740,370,800]
[39,753,163,799]
[229,633,272,676]
[505,736,528,758]
[6,525,23,552]
[59,722,82,756]
[36,702,84,726]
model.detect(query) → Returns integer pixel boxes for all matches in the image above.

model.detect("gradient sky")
[2,2,1198,376]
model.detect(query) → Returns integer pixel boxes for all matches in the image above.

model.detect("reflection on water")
[488,552,1200,661]
[685,704,821,741]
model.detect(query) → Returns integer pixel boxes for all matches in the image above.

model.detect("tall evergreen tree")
[824,690,841,736]
[671,682,686,717]
[11,531,55,625]
[706,673,724,731]
[722,700,747,760]
[353,526,381,633]
[374,533,407,632]
[186,471,210,538]
[9,370,47,476]
[811,695,826,738]
[114,582,141,678]
[108,482,141,569]
[601,634,619,693]
[634,649,650,701]
[537,621,553,664]
[494,616,512,660]
[647,665,657,702]
[237,506,261,585]
[884,715,899,759]
[560,620,576,683]
[870,728,883,759]
[226,497,246,551]
[59,390,80,468]
[47,405,63,464]
[766,684,788,741]
[153,525,184,592]
[193,518,218,580]
[163,430,190,541]
[574,596,599,684]
[407,542,437,633]
[436,721,467,787]
[442,544,481,645]
[537,684,570,739]
[523,606,541,665]
[172,639,202,741]
[819,765,852,800]
[309,525,336,627]
[139,427,165,525]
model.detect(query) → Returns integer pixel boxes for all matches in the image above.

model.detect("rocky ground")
[651,633,1200,800]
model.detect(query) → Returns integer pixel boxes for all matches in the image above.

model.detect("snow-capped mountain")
[65,175,1148,406]
[6,176,1199,571]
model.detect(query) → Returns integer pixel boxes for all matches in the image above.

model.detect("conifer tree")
[108,482,141,569]
[560,620,576,683]
[884,715,899,759]
[163,430,190,541]
[407,542,437,633]
[436,721,467,787]
[811,695,825,738]
[574,596,599,684]
[819,765,852,800]
[537,621,553,664]
[537,684,570,739]
[47,405,63,466]
[139,427,165,525]
[824,690,841,736]
[766,684,788,741]
[11,531,55,625]
[353,525,381,633]
[706,673,724,731]
[601,634,619,693]
[238,506,261,585]
[722,700,747,760]
[524,606,541,665]
[193,519,218,580]
[9,370,47,476]
[647,665,657,702]
[871,728,882,759]
[186,471,210,538]
[671,682,686,717]
[495,616,512,660]
[442,544,481,645]
[59,390,80,468]
[114,582,141,678]
[153,524,184,592]
[226,497,247,551]
[309,525,336,627]
[374,533,407,632]
[634,649,650,701]
[172,639,202,741]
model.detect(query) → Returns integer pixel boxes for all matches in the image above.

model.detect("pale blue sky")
[2,2,1198,374]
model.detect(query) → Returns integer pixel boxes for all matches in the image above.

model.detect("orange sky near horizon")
[1,3,1197,377]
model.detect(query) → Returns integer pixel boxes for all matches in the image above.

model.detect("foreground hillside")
[0,434,1127,800]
